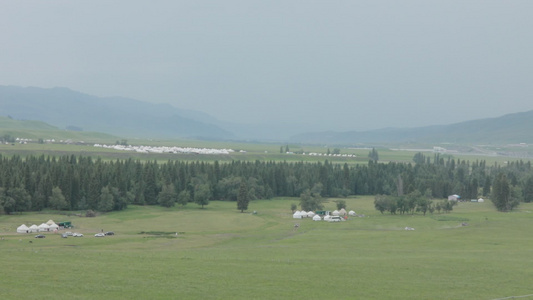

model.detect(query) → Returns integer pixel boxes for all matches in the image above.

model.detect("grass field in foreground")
[1,197,533,300]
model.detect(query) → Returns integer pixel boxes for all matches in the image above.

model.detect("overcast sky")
[1,1,533,131]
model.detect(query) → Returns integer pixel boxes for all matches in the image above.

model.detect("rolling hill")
[0,115,119,142]
[2,85,532,145]
[290,110,533,145]
[0,85,234,140]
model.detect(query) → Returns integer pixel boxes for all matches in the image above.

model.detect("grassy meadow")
[1,140,528,167]
[1,197,533,299]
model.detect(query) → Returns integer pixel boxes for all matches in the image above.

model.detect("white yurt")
[349,210,357,216]
[46,219,55,225]
[38,223,50,232]
[300,211,308,218]
[312,214,322,221]
[478,198,485,203]
[293,211,302,219]
[17,224,29,233]
[29,224,39,233]
[307,211,315,217]
[339,208,347,216]
[332,210,340,216]
[49,223,59,231]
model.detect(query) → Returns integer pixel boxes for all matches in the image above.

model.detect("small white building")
[29,224,39,233]
[312,214,322,221]
[17,224,29,233]
[448,195,461,201]
[38,223,50,232]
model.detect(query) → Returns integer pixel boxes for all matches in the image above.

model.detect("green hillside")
[291,110,533,145]
[0,116,119,143]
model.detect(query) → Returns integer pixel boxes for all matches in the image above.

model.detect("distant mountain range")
[1,85,532,145]
[0,85,233,140]
[289,110,533,145]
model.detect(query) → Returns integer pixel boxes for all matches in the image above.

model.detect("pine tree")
[237,180,249,213]
[491,173,519,212]
[523,176,533,203]
[49,186,68,210]
[98,186,114,212]
[158,183,177,208]
[194,184,211,209]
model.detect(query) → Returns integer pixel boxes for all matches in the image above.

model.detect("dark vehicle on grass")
[35,234,45,238]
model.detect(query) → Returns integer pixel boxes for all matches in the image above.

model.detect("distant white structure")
[38,223,50,232]
[17,224,29,233]
[48,223,59,231]
[293,211,302,219]
[448,195,461,201]
[312,214,322,221]
[478,198,485,203]
[29,224,39,233]
[433,146,446,153]
[348,210,357,216]
[94,144,235,155]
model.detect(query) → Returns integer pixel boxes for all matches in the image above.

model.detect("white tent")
[38,223,50,232]
[339,208,347,216]
[17,224,29,233]
[312,214,322,221]
[29,224,39,233]
[307,211,315,217]
[332,210,340,216]
[300,211,308,218]
[348,210,357,216]
[293,211,302,219]
[478,198,485,203]
[46,219,55,225]
[49,223,59,231]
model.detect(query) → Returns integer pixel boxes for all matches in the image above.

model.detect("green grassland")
[1,197,533,299]
[1,141,528,167]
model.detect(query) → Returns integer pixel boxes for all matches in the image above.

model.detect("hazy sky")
[1,1,533,131]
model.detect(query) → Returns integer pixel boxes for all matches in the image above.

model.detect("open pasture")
[1,197,533,299]
[1,141,527,166]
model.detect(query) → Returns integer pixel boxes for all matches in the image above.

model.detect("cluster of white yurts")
[16,220,59,233]
[293,209,359,221]
[94,144,234,155]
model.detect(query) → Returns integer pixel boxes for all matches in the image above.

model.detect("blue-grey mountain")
[0,85,233,140]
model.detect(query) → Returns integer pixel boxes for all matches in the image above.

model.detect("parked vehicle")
[327,216,344,222]
[61,233,68,238]
[35,234,46,238]
[65,232,73,236]
[104,231,114,236]
[94,233,105,237]
[73,233,83,237]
